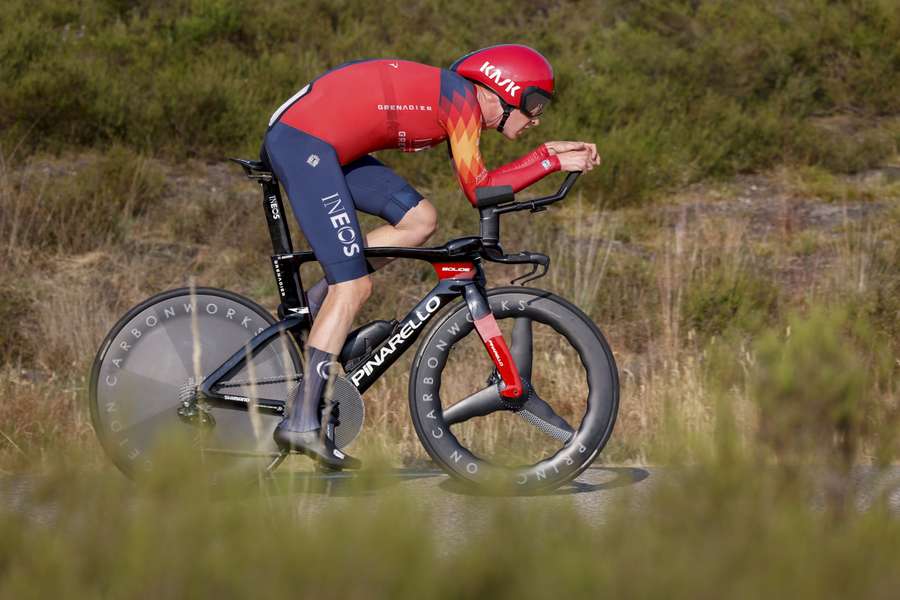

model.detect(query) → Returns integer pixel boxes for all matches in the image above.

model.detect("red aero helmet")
[450,44,554,118]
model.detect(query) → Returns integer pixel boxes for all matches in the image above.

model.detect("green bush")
[682,266,779,339]
[793,118,899,174]
[749,308,882,467]
[2,0,899,205]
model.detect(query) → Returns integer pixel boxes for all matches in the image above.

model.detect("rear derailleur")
[177,380,216,428]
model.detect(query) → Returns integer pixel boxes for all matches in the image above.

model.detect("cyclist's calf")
[308,275,372,353]
[330,275,373,306]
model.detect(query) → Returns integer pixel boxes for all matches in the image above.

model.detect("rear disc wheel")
[89,287,301,481]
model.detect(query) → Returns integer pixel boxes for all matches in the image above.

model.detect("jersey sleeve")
[438,71,561,206]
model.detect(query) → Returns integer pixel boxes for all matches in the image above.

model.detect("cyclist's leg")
[345,154,437,261]
[264,124,369,447]
[264,126,369,287]
[304,155,437,316]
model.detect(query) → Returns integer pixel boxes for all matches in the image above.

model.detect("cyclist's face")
[501,108,540,140]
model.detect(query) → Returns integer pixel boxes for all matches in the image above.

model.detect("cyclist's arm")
[491,143,559,176]
[447,132,560,206]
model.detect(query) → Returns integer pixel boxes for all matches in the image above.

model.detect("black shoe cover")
[273,420,361,470]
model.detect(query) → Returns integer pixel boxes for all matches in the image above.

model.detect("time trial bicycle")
[89,158,619,492]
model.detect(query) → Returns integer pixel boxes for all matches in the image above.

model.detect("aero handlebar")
[476,171,582,246]
[494,171,582,215]
[477,171,583,284]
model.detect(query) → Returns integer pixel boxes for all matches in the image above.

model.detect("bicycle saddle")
[229,157,273,179]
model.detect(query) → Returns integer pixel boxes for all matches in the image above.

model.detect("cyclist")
[263,44,600,469]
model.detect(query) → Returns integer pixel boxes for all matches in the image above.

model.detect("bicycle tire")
[89,287,301,480]
[408,287,619,492]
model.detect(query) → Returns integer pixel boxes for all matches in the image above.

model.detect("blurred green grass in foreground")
[1,433,899,597]
[0,300,896,596]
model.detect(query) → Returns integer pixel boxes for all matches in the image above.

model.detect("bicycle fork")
[462,283,525,400]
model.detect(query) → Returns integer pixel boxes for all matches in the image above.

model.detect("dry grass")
[0,150,898,471]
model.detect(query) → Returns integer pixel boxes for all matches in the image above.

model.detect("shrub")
[749,308,880,467]
[0,277,32,362]
[683,268,779,338]
[4,147,165,253]
[2,0,899,204]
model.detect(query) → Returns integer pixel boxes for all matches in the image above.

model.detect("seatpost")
[258,178,312,323]
[260,179,294,255]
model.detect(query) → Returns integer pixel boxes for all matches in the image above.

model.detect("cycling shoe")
[273,421,361,470]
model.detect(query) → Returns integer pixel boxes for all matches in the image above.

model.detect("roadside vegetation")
[1,150,897,470]
[1,0,898,204]
[0,0,896,466]
[0,1,898,595]
[0,397,899,598]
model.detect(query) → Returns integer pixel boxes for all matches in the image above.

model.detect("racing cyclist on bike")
[264,44,600,469]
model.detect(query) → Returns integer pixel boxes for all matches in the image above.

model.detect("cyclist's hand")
[557,149,598,172]
[546,141,601,166]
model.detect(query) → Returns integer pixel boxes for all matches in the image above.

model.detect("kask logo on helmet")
[478,61,521,97]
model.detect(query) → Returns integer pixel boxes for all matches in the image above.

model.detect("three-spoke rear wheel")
[409,287,618,492]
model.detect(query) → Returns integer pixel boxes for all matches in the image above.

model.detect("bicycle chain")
[214,374,302,389]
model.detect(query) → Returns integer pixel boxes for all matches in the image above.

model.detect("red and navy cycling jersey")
[269,59,561,206]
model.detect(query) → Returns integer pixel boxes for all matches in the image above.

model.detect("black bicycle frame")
[197,270,484,415]
[196,170,491,415]
[196,162,579,416]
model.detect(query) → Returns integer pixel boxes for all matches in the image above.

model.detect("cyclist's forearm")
[456,152,560,205]
[490,144,553,176]
[481,151,561,193]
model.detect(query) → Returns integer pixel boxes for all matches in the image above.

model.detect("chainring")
[329,375,365,449]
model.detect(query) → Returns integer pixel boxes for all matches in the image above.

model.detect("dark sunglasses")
[520,86,552,118]
[493,86,552,132]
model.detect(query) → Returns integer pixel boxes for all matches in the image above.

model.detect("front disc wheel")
[409,287,619,492]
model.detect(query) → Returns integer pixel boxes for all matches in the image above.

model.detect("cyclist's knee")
[401,199,437,244]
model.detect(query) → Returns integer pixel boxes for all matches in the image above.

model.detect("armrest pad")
[475,185,514,208]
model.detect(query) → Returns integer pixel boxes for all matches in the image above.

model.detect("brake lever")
[510,263,539,285]
[510,253,550,286]
[482,247,551,285]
